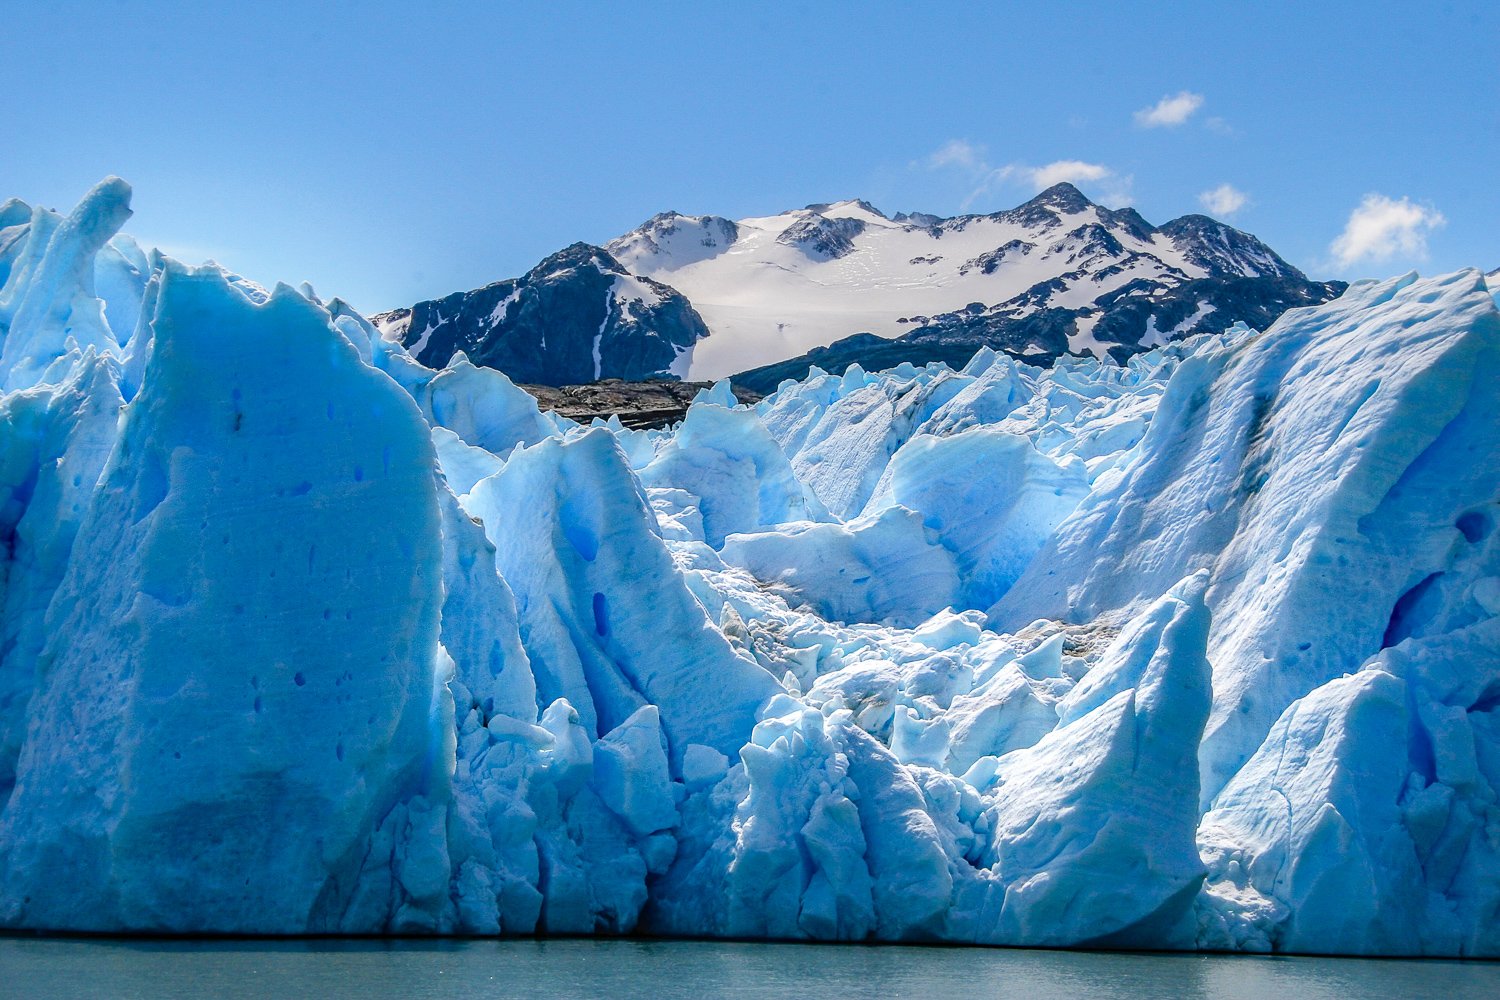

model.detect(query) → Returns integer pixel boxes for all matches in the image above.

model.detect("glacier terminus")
[0,179,1498,957]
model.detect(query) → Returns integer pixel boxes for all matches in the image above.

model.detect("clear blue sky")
[7,1,1496,313]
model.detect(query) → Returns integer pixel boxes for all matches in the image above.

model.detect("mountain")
[614,185,1344,389]
[378,185,1343,387]
[372,243,706,385]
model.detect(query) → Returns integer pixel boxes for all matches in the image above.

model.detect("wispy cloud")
[924,138,983,172]
[1198,184,1248,218]
[1203,116,1237,137]
[918,140,1132,209]
[970,161,1132,210]
[1330,193,1445,269]
[1028,160,1113,189]
[1134,91,1204,128]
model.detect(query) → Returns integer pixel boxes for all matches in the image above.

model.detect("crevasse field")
[2,178,1498,957]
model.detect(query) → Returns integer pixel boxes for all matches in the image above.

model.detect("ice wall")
[1,257,446,932]
[0,180,1496,956]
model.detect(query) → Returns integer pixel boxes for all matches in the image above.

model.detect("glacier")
[0,179,1497,955]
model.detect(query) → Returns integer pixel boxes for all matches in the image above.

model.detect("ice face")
[0,178,134,391]
[0,353,123,797]
[421,354,554,459]
[989,269,1500,807]
[868,426,1088,610]
[464,427,780,761]
[0,180,1497,956]
[1,262,446,932]
[976,573,1213,947]
[640,400,831,547]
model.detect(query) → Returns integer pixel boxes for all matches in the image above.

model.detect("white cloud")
[1095,175,1136,209]
[1022,161,1134,207]
[1199,184,1248,217]
[1028,160,1112,189]
[924,138,983,172]
[1330,194,1446,269]
[967,161,1132,209]
[919,141,1131,209]
[1135,91,1204,128]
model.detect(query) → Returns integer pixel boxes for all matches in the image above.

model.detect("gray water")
[1,937,1494,999]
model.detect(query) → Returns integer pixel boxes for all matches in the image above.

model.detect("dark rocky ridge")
[776,213,868,259]
[731,273,1344,395]
[373,243,706,386]
[521,379,762,429]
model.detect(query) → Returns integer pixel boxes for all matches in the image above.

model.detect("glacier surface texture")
[1,180,1498,955]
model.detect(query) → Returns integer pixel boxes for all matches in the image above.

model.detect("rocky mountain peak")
[1024,181,1094,213]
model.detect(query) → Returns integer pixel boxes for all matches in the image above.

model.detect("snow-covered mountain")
[4,179,1500,955]
[377,184,1342,386]
[610,183,1342,380]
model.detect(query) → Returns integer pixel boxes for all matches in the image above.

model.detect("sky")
[6,1,1496,314]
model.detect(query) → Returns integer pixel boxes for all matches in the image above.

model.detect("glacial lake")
[2,936,1496,999]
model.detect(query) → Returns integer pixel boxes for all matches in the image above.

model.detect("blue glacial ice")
[0,179,1498,955]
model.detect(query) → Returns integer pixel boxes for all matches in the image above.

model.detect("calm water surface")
[1,937,1495,999]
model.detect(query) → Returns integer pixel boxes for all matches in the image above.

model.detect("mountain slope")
[378,185,1342,386]
[610,184,1342,381]
[372,243,706,385]
[733,271,1341,394]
